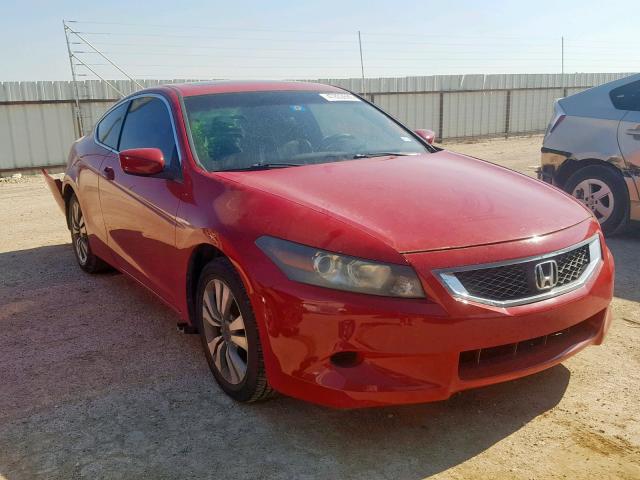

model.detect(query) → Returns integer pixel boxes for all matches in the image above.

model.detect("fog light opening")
[330,351,362,368]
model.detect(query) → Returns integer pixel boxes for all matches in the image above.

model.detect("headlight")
[256,236,425,298]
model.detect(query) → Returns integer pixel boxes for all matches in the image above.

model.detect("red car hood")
[221,151,590,253]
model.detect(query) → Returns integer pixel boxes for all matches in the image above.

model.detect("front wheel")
[196,258,274,403]
[565,165,629,235]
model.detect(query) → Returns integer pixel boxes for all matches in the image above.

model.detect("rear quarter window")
[97,102,128,149]
[609,80,640,111]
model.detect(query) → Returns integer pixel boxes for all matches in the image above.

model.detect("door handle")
[103,166,115,180]
[626,127,640,137]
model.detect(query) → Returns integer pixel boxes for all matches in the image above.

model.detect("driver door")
[99,94,184,305]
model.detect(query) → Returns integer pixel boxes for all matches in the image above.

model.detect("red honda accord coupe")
[44,81,614,408]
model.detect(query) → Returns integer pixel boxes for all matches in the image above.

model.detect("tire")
[196,258,274,403]
[564,165,629,236]
[67,195,111,273]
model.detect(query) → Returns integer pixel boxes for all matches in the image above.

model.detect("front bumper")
[248,221,613,408]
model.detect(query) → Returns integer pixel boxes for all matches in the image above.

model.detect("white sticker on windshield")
[319,93,360,102]
[400,136,412,142]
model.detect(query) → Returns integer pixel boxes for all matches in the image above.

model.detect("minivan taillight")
[545,100,566,136]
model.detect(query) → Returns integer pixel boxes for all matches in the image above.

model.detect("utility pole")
[63,20,84,137]
[561,36,567,97]
[561,36,564,76]
[358,30,366,98]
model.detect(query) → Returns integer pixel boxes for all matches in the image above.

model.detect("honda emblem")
[534,260,559,290]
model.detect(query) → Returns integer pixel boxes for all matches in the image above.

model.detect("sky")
[0,0,638,81]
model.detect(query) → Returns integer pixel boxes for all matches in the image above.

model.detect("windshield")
[183,91,430,171]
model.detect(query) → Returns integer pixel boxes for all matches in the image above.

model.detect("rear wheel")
[196,258,274,403]
[565,165,629,235]
[68,195,110,273]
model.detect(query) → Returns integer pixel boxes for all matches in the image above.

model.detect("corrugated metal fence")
[0,73,635,172]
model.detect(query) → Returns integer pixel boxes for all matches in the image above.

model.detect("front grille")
[556,245,590,285]
[451,244,590,303]
[455,263,530,301]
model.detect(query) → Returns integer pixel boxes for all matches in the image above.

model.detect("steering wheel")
[319,133,356,151]
[278,139,313,157]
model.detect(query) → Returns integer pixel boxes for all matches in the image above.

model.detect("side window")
[97,102,128,149]
[119,96,179,173]
[610,80,640,111]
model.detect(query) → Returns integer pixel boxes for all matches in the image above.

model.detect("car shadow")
[0,243,570,479]
[247,366,570,479]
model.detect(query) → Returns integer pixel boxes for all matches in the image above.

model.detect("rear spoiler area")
[41,169,66,215]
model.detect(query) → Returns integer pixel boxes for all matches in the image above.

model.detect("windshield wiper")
[222,162,303,172]
[352,152,411,159]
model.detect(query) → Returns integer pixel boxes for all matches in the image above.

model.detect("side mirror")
[414,129,436,145]
[119,148,165,176]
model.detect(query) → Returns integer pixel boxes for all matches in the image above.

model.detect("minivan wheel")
[565,165,629,235]
[196,258,275,403]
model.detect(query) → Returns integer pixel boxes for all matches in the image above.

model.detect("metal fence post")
[505,89,511,138]
[438,92,445,142]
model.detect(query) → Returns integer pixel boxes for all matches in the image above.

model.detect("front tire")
[196,258,274,403]
[68,195,110,273]
[564,165,629,235]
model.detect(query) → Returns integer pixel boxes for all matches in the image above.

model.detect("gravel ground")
[1,135,639,479]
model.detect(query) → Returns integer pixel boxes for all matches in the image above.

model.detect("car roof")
[162,80,345,97]
[559,73,640,119]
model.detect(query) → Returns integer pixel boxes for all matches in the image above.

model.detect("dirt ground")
[440,135,544,177]
[1,135,639,480]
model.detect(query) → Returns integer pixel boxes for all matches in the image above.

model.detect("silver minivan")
[540,73,640,235]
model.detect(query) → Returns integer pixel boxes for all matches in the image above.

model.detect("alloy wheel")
[70,200,89,264]
[202,279,249,385]
[572,178,614,224]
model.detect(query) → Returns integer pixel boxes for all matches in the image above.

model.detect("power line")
[65,20,555,39]
[72,31,359,43]
[69,19,618,43]
[63,20,640,82]
[70,30,568,47]
[72,50,626,60]
[66,26,143,88]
